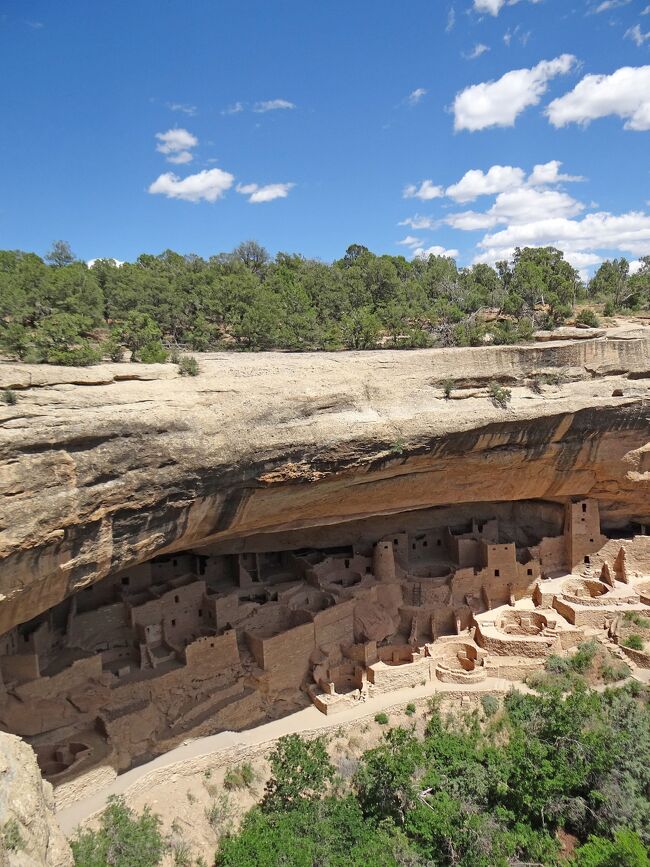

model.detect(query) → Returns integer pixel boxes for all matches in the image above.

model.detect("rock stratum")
[0,328,649,636]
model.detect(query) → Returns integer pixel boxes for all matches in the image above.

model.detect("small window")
[494,569,500,577]
[437,539,442,546]
[198,609,203,617]
[174,595,179,603]
[584,556,590,565]
[412,543,416,550]
[527,568,533,576]
[121,576,130,586]
[394,539,398,545]
[582,503,587,513]
[171,619,176,627]
[173,558,178,566]
[589,538,594,543]
[345,559,350,568]
[423,541,428,548]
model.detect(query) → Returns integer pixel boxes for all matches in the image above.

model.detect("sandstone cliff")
[0,732,72,866]
[0,329,648,635]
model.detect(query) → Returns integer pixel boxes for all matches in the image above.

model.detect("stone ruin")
[0,497,649,786]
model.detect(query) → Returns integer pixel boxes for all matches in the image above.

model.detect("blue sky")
[1,0,649,274]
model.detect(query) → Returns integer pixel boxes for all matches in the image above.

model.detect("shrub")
[488,381,512,408]
[576,308,601,328]
[1,818,24,852]
[105,338,124,362]
[137,341,168,364]
[442,378,454,399]
[601,659,631,683]
[375,712,389,725]
[603,300,616,317]
[624,612,650,629]
[224,762,255,790]
[178,355,199,376]
[480,694,499,718]
[405,703,416,717]
[262,734,335,812]
[205,794,232,834]
[570,640,599,673]
[623,634,644,651]
[389,437,405,455]
[70,795,165,866]
[2,388,17,405]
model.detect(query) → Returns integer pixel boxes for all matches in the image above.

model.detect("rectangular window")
[494,569,500,577]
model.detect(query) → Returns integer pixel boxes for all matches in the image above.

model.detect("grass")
[1,388,17,405]
[405,703,416,717]
[624,612,650,629]
[375,712,389,725]
[488,381,512,408]
[223,762,255,791]
[623,635,645,652]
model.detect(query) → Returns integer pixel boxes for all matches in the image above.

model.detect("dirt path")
[57,675,516,835]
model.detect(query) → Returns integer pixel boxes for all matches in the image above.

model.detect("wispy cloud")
[591,0,631,12]
[446,5,456,31]
[167,102,197,116]
[407,88,427,106]
[221,101,245,115]
[463,43,490,60]
[148,168,234,202]
[403,180,445,200]
[155,128,198,164]
[397,235,423,248]
[236,182,295,203]
[252,99,296,113]
[26,20,44,28]
[625,24,650,46]
[398,215,438,230]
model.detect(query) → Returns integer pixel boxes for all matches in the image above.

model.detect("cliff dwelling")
[1,496,649,789]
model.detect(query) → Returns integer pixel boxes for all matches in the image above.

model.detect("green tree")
[45,240,76,268]
[70,796,165,867]
[573,830,650,867]
[262,734,335,812]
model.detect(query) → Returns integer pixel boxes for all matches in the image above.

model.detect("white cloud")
[473,0,542,16]
[528,159,584,186]
[407,88,427,106]
[453,54,575,131]
[236,182,295,203]
[477,211,650,265]
[403,180,445,200]
[629,259,644,274]
[547,66,650,131]
[446,211,500,230]
[398,215,438,230]
[167,102,197,116]
[446,5,456,31]
[148,168,234,202]
[488,187,584,223]
[222,102,245,115]
[464,43,491,60]
[592,0,630,11]
[643,5,650,13]
[155,128,198,164]
[253,99,295,113]
[412,245,460,260]
[446,165,525,202]
[625,24,650,46]
[397,235,423,247]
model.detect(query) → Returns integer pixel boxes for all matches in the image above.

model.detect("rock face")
[0,330,649,635]
[0,731,73,866]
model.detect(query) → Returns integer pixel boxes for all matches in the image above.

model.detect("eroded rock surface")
[0,332,649,635]
[0,731,72,866]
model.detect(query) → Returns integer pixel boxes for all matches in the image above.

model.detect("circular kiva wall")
[434,643,486,684]
[561,578,611,607]
[476,610,555,658]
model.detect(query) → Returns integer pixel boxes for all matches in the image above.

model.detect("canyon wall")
[0,330,648,635]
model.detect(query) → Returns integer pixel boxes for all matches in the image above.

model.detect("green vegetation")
[2,243,648,365]
[488,381,512,408]
[1,388,17,405]
[576,308,601,327]
[1,818,24,853]
[71,795,165,866]
[623,635,645,652]
[601,658,632,683]
[442,378,454,399]
[480,693,500,717]
[262,734,335,812]
[625,612,650,629]
[178,355,199,376]
[405,702,416,717]
[223,762,255,790]
[213,682,650,866]
[374,712,389,725]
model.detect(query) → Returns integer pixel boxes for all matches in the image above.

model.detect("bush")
[623,634,644,651]
[224,762,255,790]
[570,640,599,673]
[137,341,168,364]
[442,378,454,399]
[70,795,165,867]
[205,794,232,834]
[178,355,199,376]
[405,703,416,717]
[480,694,499,718]
[374,712,389,725]
[488,381,511,408]
[2,388,17,405]
[576,308,601,328]
[601,659,631,683]
[262,735,335,812]
[624,612,650,629]
[1,818,24,852]
[603,300,616,317]
[105,338,124,362]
